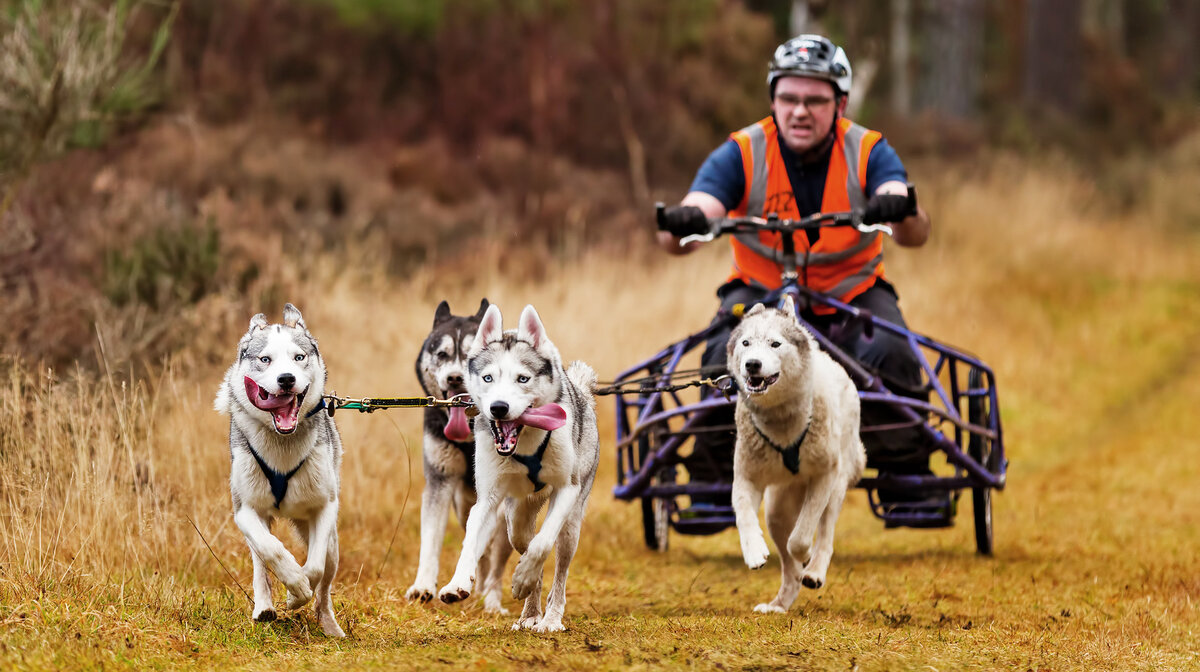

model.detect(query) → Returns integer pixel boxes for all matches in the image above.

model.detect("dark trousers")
[696,278,931,476]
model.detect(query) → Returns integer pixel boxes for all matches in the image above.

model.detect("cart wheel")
[968,368,994,556]
[638,435,670,552]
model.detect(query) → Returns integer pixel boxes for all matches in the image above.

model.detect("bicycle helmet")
[767,34,852,99]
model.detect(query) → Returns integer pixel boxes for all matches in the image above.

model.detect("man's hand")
[658,205,711,238]
[863,193,915,225]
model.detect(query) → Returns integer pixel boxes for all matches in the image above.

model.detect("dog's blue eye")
[517,375,530,384]
[482,374,493,383]
[295,354,305,361]
[770,341,781,348]
[260,356,271,364]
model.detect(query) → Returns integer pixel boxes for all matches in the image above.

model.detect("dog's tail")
[566,361,598,408]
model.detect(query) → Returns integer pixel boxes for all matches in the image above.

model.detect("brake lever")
[857,223,894,236]
[679,232,716,246]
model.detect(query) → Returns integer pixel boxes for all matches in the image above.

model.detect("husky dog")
[438,304,599,633]
[213,304,345,637]
[405,299,513,613]
[727,295,865,613]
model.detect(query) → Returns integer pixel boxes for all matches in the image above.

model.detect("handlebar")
[656,184,915,246]
[655,204,894,246]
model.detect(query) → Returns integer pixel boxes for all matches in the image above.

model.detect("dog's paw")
[405,582,436,603]
[753,603,786,614]
[510,555,544,600]
[438,578,473,604]
[531,617,565,633]
[285,582,314,610]
[318,612,346,638]
[252,606,277,622]
[741,536,770,570]
[801,572,825,590]
[511,615,541,631]
[482,597,510,615]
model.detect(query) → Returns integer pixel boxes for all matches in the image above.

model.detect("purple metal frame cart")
[611,206,1007,555]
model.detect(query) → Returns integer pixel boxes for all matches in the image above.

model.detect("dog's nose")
[490,401,510,420]
[744,359,762,375]
[277,372,296,391]
[446,373,464,388]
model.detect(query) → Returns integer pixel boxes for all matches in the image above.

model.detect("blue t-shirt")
[689,131,907,216]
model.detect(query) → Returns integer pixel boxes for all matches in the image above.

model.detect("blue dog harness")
[752,420,810,475]
[509,430,553,492]
[245,399,327,508]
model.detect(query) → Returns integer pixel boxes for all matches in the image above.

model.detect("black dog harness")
[752,420,810,475]
[509,430,553,492]
[246,400,327,508]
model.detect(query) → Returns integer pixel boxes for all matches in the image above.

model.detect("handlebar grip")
[655,202,666,231]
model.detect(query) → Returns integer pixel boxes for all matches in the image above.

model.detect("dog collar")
[508,430,552,492]
[306,398,326,418]
[246,444,307,508]
[751,420,809,475]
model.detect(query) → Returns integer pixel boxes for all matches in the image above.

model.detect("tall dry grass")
[2,153,1199,669]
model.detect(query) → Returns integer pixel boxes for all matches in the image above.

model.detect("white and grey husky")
[438,304,599,632]
[405,299,513,613]
[213,304,345,637]
[727,295,865,613]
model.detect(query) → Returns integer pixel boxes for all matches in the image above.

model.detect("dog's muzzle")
[245,376,307,434]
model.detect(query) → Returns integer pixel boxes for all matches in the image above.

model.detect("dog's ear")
[517,304,548,349]
[786,320,813,355]
[282,303,305,330]
[780,294,796,317]
[433,300,451,326]
[725,328,740,363]
[744,303,766,318]
[248,313,268,332]
[472,304,504,354]
[474,298,490,319]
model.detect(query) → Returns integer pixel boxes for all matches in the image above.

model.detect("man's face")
[770,77,844,154]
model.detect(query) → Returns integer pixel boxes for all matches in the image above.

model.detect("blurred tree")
[890,0,912,118]
[916,0,982,119]
[1024,0,1084,114]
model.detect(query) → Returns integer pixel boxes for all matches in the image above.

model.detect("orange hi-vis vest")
[728,116,885,314]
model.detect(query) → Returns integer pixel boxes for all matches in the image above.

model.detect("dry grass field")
[2,155,1199,670]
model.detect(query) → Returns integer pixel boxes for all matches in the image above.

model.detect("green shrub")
[103,218,220,311]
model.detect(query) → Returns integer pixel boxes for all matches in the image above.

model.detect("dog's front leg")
[234,507,312,609]
[511,484,578,604]
[439,491,501,604]
[407,476,456,603]
[302,501,339,590]
[249,548,276,622]
[732,472,770,570]
[787,469,836,569]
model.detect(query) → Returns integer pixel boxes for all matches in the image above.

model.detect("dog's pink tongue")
[443,406,472,442]
[517,403,566,431]
[244,376,294,410]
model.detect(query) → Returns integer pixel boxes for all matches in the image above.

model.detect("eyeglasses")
[774,94,835,111]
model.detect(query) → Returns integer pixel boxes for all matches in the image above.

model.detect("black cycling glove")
[863,193,916,225]
[658,205,710,237]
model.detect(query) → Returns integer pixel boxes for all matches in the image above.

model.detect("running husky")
[727,295,865,613]
[405,299,513,613]
[213,304,346,637]
[438,304,599,633]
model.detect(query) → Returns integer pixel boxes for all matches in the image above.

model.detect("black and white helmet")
[767,34,852,98]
